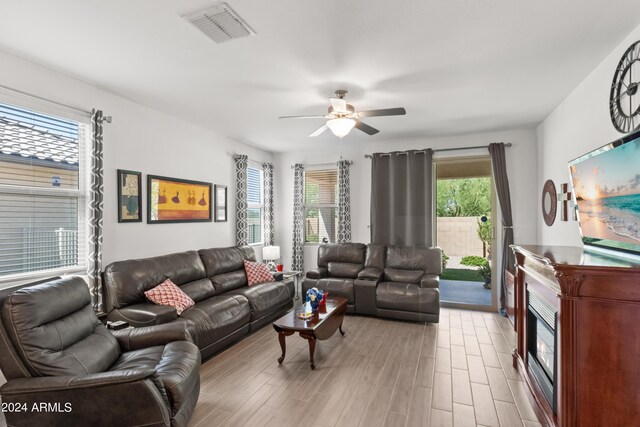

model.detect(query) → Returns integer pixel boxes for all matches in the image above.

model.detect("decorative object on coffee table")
[541,179,557,226]
[306,287,324,311]
[273,296,347,370]
[262,245,280,272]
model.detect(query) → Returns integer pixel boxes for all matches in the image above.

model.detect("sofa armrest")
[420,274,440,289]
[306,267,328,279]
[273,272,284,281]
[0,370,170,427]
[108,302,177,327]
[0,369,157,395]
[112,322,193,351]
[357,267,383,281]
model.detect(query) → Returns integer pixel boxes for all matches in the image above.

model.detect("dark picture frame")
[214,184,228,222]
[117,169,142,223]
[147,175,212,224]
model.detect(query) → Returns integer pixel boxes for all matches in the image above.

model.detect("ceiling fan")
[279,90,406,138]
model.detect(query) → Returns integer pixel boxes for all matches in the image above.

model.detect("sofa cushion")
[211,270,248,294]
[179,295,250,348]
[145,279,195,315]
[199,246,256,294]
[103,250,207,312]
[303,278,355,305]
[228,281,294,321]
[385,246,442,275]
[180,279,216,303]
[198,246,255,277]
[327,262,363,279]
[2,277,121,377]
[317,243,366,267]
[244,260,275,286]
[109,341,200,415]
[384,268,423,284]
[376,282,439,313]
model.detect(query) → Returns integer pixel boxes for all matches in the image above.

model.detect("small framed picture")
[214,185,227,222]
[117,170,142,222]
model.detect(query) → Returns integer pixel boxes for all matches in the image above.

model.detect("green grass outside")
[441,268,484,282]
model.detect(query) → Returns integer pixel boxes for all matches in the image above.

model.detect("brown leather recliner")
[302,243,367,313]
[0,277,200,427]
[370,246,441,323]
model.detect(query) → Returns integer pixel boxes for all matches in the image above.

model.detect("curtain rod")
[290,160,353,169]
[363,143,512,158]
[0,84,111,121]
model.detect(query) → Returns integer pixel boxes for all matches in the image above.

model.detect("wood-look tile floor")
[190,308,545,427]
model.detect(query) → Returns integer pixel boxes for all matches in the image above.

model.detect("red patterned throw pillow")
[144,279,194,315]
[244,260,275,286]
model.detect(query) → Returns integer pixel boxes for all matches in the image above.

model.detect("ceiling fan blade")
[355,120,379,135]
[279,115,327,119]
[309,124,328,137]
[330,97,348,113]
[357,107,406,118]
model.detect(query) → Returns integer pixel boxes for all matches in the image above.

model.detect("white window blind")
[247,166,263,245]
[0,103,88,281]
[304,168,338,243]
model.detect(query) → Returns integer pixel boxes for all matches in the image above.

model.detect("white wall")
[536,23,640,246]
[274,129,538,271]
[0,50,272,267]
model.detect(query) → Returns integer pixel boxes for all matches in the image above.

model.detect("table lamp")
[262,246,280,272]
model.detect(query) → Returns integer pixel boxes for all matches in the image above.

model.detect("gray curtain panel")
[234,154,248,245]
[371,149,434,246]
[291,164,305,271]
[489,142,514,314]
[337,160,352,243]
[88,109,105,312]
[263,162,275,246]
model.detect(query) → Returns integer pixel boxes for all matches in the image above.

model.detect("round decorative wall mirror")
[542,180,557,226]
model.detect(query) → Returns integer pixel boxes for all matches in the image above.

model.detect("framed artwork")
[214,185,227,222]
[147,175,212,224]
[117,170,142,223]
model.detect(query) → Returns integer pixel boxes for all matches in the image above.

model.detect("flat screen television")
[568,127,640,256]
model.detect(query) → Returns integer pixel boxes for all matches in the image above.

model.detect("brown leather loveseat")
[304,243,442,322]
[103,246,294,359]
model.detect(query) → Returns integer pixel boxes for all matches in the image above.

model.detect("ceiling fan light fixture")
[326,118,356,138]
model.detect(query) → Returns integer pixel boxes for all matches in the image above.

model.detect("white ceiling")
[0,0,638,152]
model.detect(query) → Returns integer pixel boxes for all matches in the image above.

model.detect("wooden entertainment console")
[511,245,640,427]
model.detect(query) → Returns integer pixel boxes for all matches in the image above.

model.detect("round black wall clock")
[610,40,640,133]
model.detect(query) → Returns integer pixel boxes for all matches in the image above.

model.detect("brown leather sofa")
[305,244,441,322]
[0,276,200,427]
[104,246,294,360]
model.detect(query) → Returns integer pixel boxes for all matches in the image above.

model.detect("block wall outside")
[436,216,485,257]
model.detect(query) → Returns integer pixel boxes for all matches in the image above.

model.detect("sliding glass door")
[435,156,497,310]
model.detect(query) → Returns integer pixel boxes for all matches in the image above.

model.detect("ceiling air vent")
[183,3,255,43]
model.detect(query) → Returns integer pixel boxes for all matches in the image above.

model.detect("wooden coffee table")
[272,297,347,370]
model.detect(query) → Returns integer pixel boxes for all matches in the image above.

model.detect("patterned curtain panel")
[263,162,275,246]
[234,154,248,245]
[337,160,352,243]
[291,164,305,271]
[87,109,105,312]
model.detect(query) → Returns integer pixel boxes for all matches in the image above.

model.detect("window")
[247,165,263,245]
[304,168,338,243]
[0,102,88,281]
